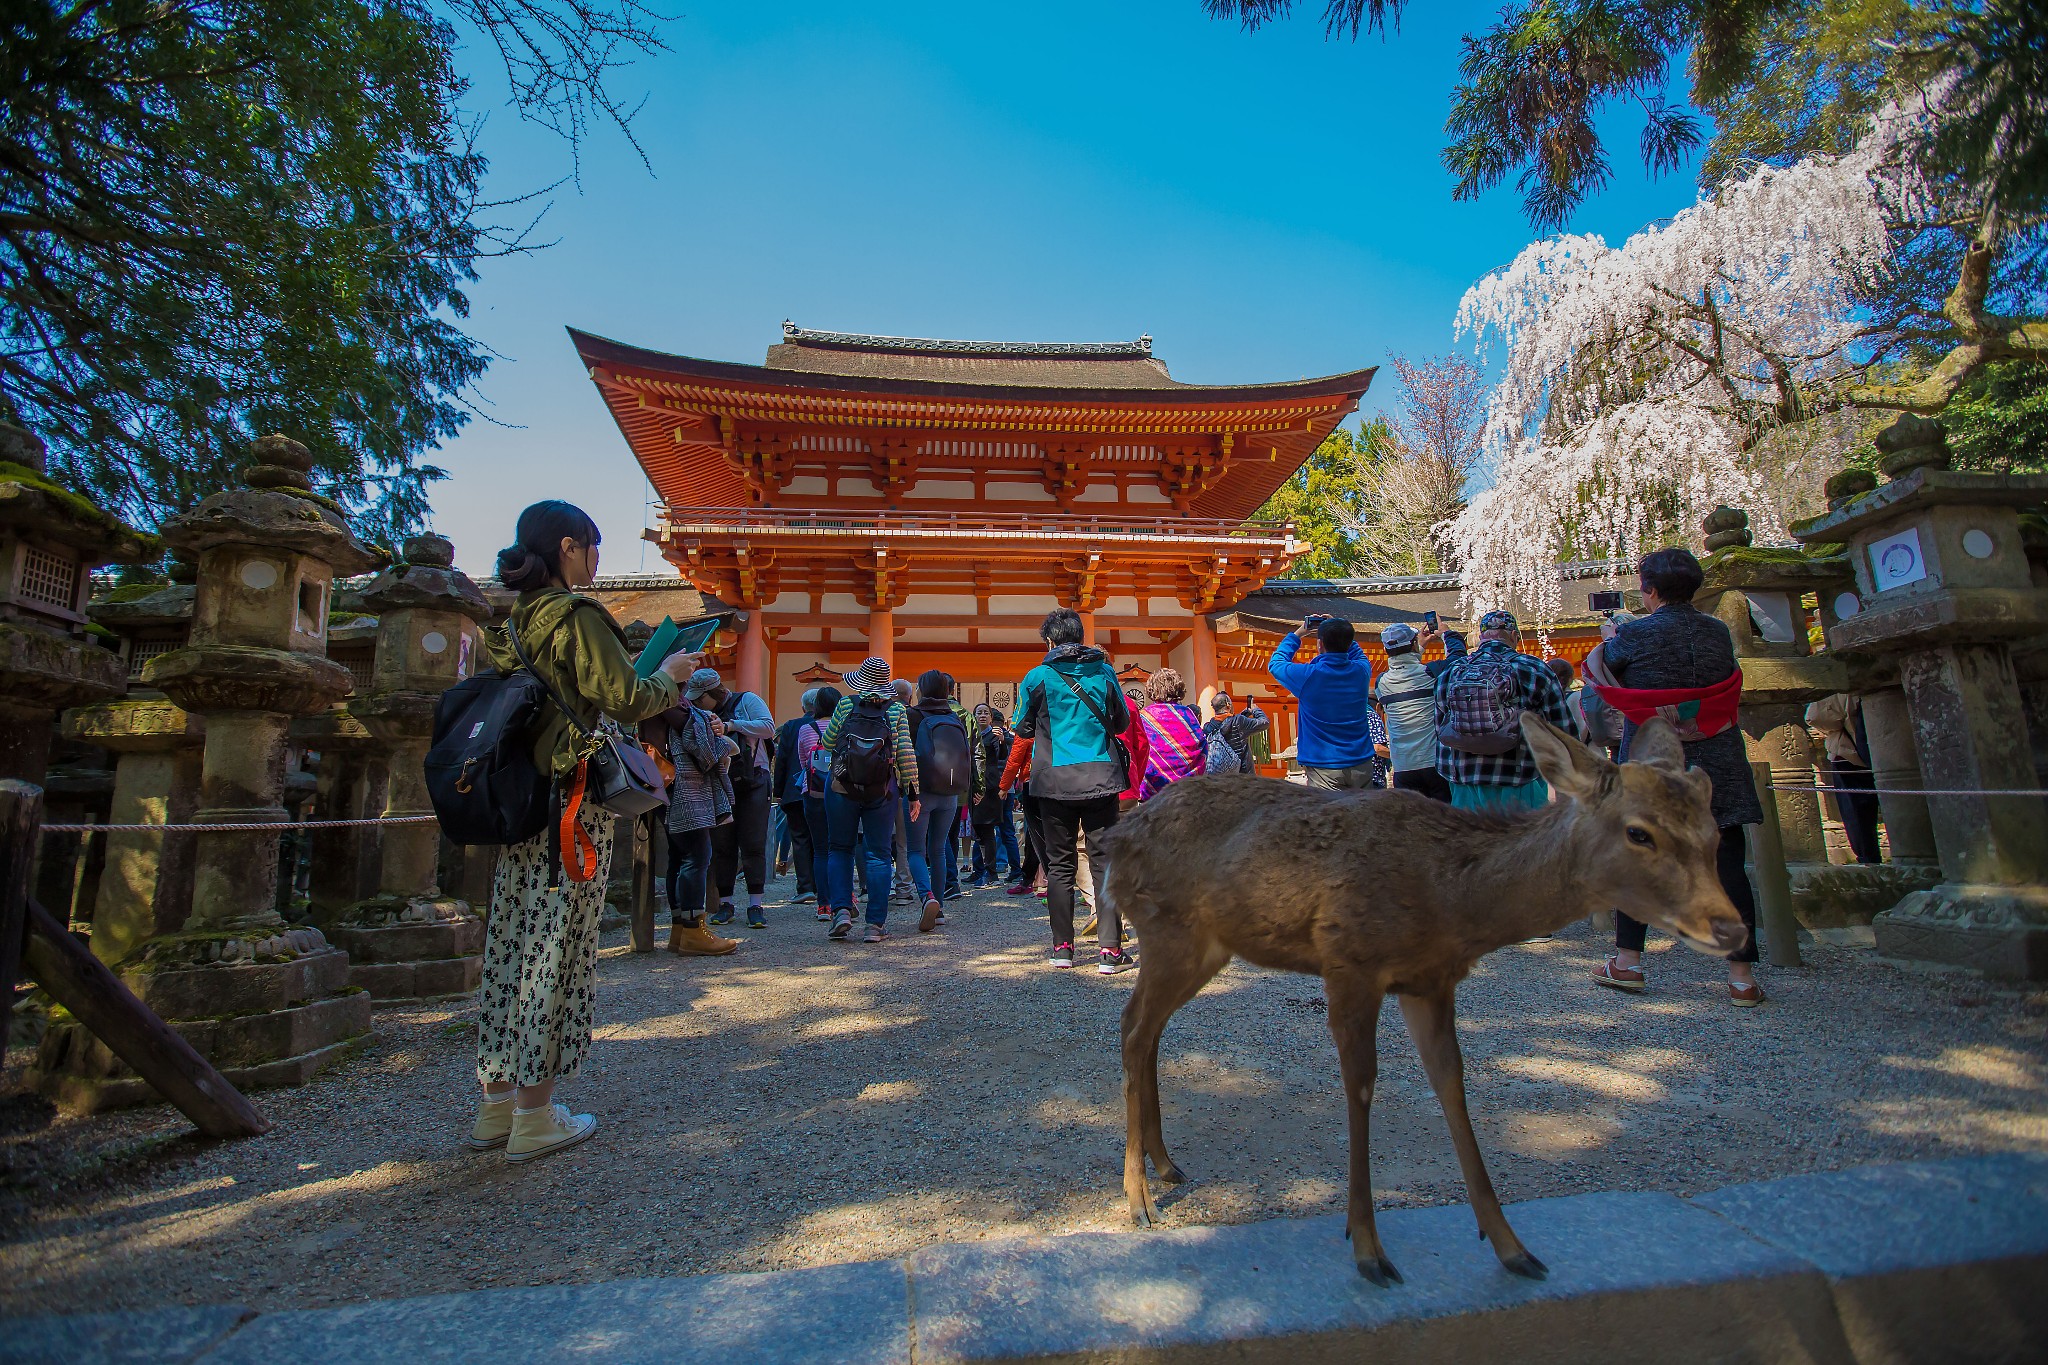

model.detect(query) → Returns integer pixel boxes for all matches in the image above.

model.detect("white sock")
[514,1103,549,1116]
[748,896,763,908]
[481,1092,512,1104]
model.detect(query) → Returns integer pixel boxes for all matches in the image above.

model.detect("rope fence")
[38,815,440,835]
[1766,784,2047,798]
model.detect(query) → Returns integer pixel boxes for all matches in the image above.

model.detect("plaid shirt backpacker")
[1431,641,1574,788]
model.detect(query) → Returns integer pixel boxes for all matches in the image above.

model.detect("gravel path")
[4,870,2045,1315]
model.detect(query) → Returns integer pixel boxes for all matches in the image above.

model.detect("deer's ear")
[1628,718,1688,776]
[1522,711,1611,802]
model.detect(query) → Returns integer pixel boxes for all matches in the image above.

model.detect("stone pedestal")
[34,436,384,1110]
[1793,419,2048,978]
[0,423,155,783]
[62,700,205,964]
[328,534,489,1001]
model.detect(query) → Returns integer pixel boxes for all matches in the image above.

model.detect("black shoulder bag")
[508,615,668,820]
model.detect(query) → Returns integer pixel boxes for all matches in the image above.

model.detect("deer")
[1097,712,1749,1286]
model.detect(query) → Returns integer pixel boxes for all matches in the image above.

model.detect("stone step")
[8,1154,2045,1364]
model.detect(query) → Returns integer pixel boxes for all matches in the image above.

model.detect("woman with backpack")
[1135,668,1205,800]
[966,703,1013,886]
[905,670,970,931]
[468,501,697,1165]
[793,685,841,921]
[818,658,920,943]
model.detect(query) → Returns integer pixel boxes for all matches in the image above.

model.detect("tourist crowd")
[458,500,1770,1163]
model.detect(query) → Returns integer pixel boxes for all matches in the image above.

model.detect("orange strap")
[559,759,599,883]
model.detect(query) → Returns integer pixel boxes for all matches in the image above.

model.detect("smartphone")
[1423,610,1439,632]
[1588,590,1625,613]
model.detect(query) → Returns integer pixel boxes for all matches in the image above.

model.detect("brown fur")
[1099,714,1747,1284]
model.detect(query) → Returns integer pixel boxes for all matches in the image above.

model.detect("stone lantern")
[328,532,490,999]
[0,423,156,781]
[1792,416,2048,979]
[1696,504,1943,925]
[36,436,385,1108]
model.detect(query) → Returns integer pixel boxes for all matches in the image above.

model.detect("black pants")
[1829,759,1882,865]
[1014,793,1044,885]
[1037,794,1121,950]
[666,826,712,925]
[1393,767,1453,802]
[779,798,816,894]
[711,778,771,902]
[971,819,998,879]
[1616,824,1759,964]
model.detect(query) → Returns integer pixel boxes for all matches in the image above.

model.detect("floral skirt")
[475,801,616,1087]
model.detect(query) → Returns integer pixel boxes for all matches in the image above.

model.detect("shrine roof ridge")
[570,327,1377,403]
[782,322,1153,358]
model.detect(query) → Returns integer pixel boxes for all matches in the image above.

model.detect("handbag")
[508,616,668,819]
[1058,670,1132,794]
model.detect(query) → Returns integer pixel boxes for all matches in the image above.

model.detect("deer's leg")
[1324,970,1398,1286]
[1120,937,1226,1228]
[1397,989,1546,1280]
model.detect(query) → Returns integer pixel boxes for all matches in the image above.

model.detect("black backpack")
[426,665,552,845]
[913,707,971,797]
[832,698,896,802]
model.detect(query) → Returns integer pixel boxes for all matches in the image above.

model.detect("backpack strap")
[1057,670,1117,735]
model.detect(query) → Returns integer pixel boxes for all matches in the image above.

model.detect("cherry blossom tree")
[1445,87,2048,624]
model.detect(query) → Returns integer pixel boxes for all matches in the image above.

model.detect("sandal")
[1592,956,1646,992]
[1727,980,1766,1007]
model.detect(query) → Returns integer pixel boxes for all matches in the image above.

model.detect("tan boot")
[668,920,738,956]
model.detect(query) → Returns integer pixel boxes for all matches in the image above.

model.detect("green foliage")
[1942,361,2048,473]
[2,0,504,541]
[1257,419,1394,578]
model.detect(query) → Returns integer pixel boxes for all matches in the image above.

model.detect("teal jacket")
[1014,644,1131,801]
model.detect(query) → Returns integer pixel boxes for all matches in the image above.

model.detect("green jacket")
[483,588,679,779]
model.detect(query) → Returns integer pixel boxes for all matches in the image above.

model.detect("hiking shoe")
[829,909,854,940]
[1098,947,1135,976]
[1049,942,1074,969]
[668,921,738,956]
[505,1103,597,1164]
[709,902,736,925]
[747,904,767,929]
[919,895,942,933]
[466,1096,513,1151]
[863,923,887,944]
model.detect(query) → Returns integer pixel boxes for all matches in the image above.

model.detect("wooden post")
[0,780,36,1016]
[1748,761,1804,969]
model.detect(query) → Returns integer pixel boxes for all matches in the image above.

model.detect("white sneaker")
[505,1103,597,1164]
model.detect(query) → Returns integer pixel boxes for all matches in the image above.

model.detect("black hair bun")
[497,544,548,592]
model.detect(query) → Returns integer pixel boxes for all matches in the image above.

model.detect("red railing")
[655,506,1295,541]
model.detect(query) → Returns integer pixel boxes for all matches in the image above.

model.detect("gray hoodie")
[1374,652,1439,774]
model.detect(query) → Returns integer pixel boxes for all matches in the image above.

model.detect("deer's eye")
[1626,826,1656,848]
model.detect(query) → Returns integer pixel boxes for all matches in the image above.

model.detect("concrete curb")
[6,1155,2045,1365]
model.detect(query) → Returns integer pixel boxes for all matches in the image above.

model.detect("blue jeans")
[803,794,831,909]
[996,794,1022,872]
[906,794,960,901]
[828,790,896,924]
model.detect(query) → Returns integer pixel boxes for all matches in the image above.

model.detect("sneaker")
[1098,947,1135,976]
[816,903,832,921]
[943,884,962,901]
[965,875,987,889]
[933,910,949,927]
[1592,956,1647,992]
[1049,942,1074,969]
[788,890,815,906]
[1081,914,1099,940]
[1034,887,1048,900]
[710,902,736,925]
[505,1102,597,1164]
[829,909,854,940]
[466,1096,514,1150]
[863,923,887,944]
[1006,882,1035,897]
[919,895,942,933]
[747,904,767,929]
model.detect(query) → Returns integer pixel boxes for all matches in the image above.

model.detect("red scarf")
[1585,668,1743,743]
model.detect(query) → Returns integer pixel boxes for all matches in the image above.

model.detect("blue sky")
[427,1,1703,575]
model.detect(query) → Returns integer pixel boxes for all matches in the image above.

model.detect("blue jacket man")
[1268,613,1380,789]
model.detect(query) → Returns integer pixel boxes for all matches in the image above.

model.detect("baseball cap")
[684,667,723,700]
[1479,610,1519,632]
[1380,623,1418,650]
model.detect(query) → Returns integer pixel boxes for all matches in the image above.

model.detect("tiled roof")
[766,323,1180,389]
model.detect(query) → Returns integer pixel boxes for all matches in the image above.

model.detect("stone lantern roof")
[0,423,158,565]
[156,434,383,575]
[356,533,490,621]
